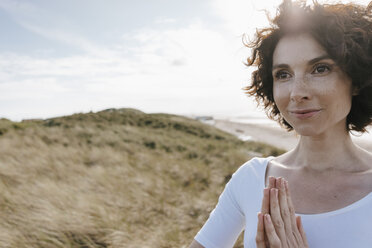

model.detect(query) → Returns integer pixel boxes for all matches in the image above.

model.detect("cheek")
[333,92,353,115]
[273,84,288,110]
[319,78,353,116]
[321,72,353,95]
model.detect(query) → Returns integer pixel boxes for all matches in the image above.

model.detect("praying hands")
[256,177,309,248]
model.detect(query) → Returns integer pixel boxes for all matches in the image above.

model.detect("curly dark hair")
[244,0,372,132]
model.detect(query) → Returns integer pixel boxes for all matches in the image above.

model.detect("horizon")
[3,105,269,123]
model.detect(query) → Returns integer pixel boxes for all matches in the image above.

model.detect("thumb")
[296,216,309,247]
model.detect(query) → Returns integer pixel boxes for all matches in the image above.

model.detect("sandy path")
[214,119,372,153]
[214,119,298,151]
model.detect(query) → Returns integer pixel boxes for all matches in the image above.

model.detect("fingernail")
[265,214,271,222]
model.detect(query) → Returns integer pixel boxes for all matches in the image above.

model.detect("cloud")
[125,20,245,78]
[209,0,274,36]
[0,1,258,121]
[154,17,177,24]
[209,0,371,37]
[170,59,186,66]
[19,23,114,57]
[0,77,71,101]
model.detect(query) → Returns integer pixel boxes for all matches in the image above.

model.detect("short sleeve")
[194,170,246,248]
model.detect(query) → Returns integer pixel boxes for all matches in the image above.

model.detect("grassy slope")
[0,109,284,248]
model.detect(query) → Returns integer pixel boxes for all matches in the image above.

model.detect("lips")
[289,109,321,119]
[291,109,320,114]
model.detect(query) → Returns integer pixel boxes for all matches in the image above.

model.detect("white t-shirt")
[194,157,372,248]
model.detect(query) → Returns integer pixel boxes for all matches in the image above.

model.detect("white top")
[194,157,372,248]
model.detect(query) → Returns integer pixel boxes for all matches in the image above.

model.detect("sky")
[0,0,370,122]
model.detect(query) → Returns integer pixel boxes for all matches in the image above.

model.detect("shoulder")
[222,156,273,214]
[359,148,372,168]
[233,156,273,179]
[226,156,273,193]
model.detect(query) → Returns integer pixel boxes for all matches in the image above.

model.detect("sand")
[213,119,372,153]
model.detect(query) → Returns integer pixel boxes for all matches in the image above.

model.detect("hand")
[256,176,276,247]
[256,177,309,248]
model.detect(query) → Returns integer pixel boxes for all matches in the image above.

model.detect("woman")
[189,0,372,247]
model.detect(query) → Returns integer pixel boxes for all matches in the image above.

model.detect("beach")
[213,118,372,153]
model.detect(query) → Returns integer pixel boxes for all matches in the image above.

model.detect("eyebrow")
[272,55,331,71]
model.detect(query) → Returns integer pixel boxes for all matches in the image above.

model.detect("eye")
[274,70,291,80]
[312,64,331,74]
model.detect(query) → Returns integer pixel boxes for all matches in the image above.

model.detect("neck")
[289,126,366,173]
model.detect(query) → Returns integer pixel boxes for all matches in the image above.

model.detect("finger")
[261,183,273,246]
[264,176,276,214]
[261,188,270,214]
[269,176,276,188]
[285,180,298,231]
[264,214,282,248]
[277,178,293,236]
[260,188,270,246]
[284,181,304,246]
[297,216,309,247]
[256,212,266,248]
[270,187,287,246]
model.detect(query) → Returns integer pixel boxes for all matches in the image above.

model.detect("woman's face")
[272,33,353,136]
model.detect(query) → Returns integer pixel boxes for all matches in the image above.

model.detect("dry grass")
[0,109,285,247]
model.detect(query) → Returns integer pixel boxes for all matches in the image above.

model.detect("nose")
[290,76,311,102]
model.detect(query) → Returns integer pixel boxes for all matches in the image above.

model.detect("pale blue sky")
[0,0,218,56]
[0,0,369,121]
